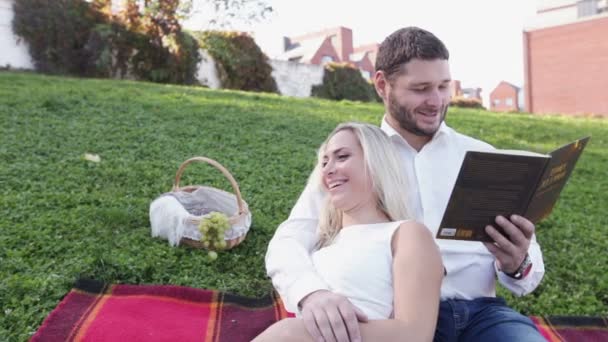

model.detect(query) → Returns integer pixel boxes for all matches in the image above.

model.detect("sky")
[184,0,540,106]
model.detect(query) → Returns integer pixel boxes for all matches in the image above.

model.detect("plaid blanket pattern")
[531,316,608,342]
[31,279,607,342]
[31,279,292,342]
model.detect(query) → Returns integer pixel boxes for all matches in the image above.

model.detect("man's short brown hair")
[375,27,449,80]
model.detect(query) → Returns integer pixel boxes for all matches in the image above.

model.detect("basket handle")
[172,157,246,215]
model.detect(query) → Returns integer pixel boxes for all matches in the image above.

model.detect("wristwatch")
[504,253,533,280]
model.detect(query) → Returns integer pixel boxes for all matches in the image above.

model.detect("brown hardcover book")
[436,136,590,242]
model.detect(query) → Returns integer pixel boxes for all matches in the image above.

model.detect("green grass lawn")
[1,71,607,340]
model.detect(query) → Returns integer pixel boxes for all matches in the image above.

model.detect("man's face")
[385,59,451,137]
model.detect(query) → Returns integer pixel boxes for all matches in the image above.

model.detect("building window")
[321,55,334,65]
[493,99,501,107]
[577,0,599,17]
[505,98,513,106]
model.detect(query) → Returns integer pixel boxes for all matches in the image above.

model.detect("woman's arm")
[384,221,444,341]
[357,222,444,341]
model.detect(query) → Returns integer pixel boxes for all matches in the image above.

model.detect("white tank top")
[311,221,405,319]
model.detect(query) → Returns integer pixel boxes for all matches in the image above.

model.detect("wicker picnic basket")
[149,157,251,249]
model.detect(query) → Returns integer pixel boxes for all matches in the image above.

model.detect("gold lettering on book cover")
[456,229,473,238]
[539,162,568,191]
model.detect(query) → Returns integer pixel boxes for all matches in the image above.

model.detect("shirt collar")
[380,114,449,147]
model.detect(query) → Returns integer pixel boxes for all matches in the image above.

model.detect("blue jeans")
[434,297,546,342]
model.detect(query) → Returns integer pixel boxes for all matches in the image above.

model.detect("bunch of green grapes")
[198,212,230,259]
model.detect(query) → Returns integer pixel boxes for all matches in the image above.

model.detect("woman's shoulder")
[391,221,436,254]
[396,220,432,237]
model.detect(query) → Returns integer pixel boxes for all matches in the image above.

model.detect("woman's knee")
[253,318,311,341]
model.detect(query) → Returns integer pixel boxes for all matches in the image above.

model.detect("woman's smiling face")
[321,129,375,212]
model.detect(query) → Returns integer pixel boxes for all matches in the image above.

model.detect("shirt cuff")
[494,259,543,296]
[284,271,331,315]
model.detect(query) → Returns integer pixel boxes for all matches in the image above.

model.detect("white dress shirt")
[265,118,545,314]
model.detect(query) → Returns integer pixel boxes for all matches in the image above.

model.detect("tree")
[182,0,273,28]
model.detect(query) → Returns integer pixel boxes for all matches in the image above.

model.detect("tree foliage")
[12,0,200,84]
[195,30,277,93]
[183,0,273,28]
[311,62,378,102]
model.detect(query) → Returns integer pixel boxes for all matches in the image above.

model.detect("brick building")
[451,80,483,102]
[280,27,379,80]
[490,81,520,112]
[524,0,608,116]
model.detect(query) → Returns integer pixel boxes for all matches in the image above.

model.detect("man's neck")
[385,116,432,152]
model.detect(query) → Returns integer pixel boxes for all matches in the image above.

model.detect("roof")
[278,36,328,63]
[349,51,367,62]
[497,81,520,91]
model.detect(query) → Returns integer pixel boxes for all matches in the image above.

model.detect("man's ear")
[373,71,388,101]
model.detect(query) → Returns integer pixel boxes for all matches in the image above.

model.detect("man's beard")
[388,91,447,137]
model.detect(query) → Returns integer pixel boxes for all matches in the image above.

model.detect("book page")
[493,149,547,157]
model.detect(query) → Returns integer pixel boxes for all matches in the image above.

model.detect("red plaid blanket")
[32,280,607,342]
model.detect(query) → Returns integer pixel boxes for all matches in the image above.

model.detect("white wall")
[196,57,325,97]
[0,0,33,69]
[270,59,324,97]
[196,49,221,89]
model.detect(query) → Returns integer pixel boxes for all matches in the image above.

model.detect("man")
[266,27,545,342]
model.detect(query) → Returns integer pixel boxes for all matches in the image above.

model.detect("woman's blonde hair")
[310,122,412,247]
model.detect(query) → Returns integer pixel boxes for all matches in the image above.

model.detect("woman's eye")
[338,154,349,160]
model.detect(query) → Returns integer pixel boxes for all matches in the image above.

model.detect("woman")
[255,122,443,341]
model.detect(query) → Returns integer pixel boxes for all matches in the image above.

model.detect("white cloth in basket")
[150,187,251,246]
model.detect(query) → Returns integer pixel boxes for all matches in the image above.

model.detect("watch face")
[522,262,533,278]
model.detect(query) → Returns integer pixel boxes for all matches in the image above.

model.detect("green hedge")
[450,96,485,109]
[12,0,200,85]
[12,0,104,76]
[195,31,278,93]
[311,62,378,102]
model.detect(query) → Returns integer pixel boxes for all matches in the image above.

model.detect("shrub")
[195,31,278,93]
[450,96,485,109]
[12,0,200,84]
[311,62,377,102]
[12,0,104,75]
[126,0,200,85]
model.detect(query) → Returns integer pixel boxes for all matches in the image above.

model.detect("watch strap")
[504,253,532,280]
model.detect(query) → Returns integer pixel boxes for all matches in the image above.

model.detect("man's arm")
[265,178,329,313]
[266,176,369,342]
